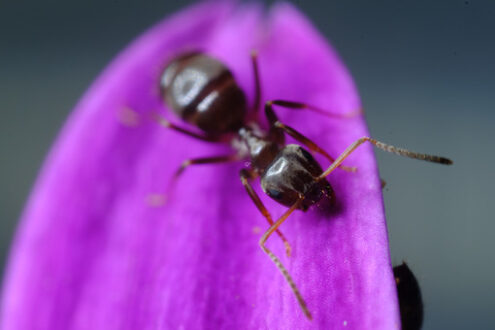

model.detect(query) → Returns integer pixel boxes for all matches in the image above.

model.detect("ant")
[152,51,452,320]
[394,262,424,330]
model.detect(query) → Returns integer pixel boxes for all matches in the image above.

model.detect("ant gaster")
[154,51,452,320]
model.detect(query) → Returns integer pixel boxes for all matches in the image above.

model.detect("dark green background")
[1,1,493,328]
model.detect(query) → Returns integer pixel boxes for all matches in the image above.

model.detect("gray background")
[1,0,493,328]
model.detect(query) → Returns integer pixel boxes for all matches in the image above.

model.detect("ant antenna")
[318,137,453,180]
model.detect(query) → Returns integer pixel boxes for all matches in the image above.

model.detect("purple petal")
[1,2,400,329]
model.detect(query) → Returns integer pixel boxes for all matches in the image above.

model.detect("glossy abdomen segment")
[160,53,247,133]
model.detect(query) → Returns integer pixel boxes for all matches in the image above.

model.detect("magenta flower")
[1,2,401,329]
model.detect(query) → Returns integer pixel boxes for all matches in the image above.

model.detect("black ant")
[152,51,452,320]
[394,262,424,330]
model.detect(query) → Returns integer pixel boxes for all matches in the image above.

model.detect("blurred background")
[0,0,493,328]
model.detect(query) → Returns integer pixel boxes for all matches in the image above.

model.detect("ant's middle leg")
[265,102,357,172]
[161,154,241,204]
[173,154,242,178]
[240,169,292,257]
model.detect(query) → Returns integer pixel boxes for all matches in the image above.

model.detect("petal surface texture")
[1,2,400,329]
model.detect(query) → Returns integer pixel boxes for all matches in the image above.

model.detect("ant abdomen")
[160,52,246,133]
[261,144,335,210]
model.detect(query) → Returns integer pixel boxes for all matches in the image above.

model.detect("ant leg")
[250,50,262,117]
[265,103,356,172]
[268,99,362,119]
[173,154,242,178]
[152,112,223,143]
[317,137,453,181]
[240,169,292,257]
[118,107,141,127]
[259,197,312,320]
[160,154,241,205]
[275,121,357,173]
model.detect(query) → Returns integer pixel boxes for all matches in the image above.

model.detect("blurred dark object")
[394,262,424,330]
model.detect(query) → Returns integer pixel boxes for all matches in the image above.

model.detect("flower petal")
[1,2,400,329]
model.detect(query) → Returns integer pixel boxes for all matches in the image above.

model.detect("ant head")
[261,144,335,210]
[300,179,335,211]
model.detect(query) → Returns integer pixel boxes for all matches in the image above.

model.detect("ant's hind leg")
[250,50,262,116]
[152,112,224,143]
[118,108,221,142]
[267,99,362,119]
[240,169,292,257]
[265,103,357,172]
[259,197,312,320]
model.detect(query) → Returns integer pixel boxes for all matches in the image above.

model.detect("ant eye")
[300,147,314,162]
[267,188,283,200]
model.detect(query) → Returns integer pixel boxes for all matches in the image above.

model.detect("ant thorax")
[236,122,283,174]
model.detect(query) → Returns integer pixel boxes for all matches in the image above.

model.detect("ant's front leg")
[240,169,292,257]
[258,197,312,320]
[265,102,357,172]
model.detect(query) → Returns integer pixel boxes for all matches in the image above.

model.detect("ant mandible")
[153,51,452,320]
